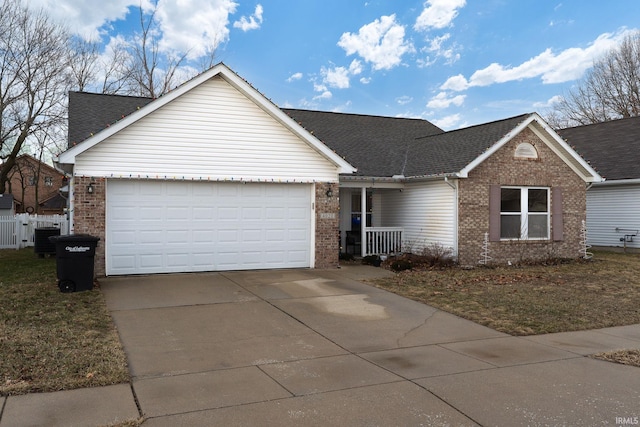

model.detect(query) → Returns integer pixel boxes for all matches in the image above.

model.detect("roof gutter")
[590,178,640,187]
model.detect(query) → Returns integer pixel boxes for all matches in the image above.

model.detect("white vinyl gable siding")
[74,76,339,182]
[379,180,457,254]
[586,184,640,249]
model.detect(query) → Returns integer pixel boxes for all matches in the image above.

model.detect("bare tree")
[123,6,190,98]
[67,35,132,94]
[0,2,70,194]
[550,31,640,127]
[67,36,100,92]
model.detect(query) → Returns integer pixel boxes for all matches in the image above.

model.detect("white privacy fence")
[0,214,69,249]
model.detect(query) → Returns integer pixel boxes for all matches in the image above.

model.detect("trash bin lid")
[49,234,100,243]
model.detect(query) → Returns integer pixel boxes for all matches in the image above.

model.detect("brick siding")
[72,176,106,276]
[457,127,587,266]
[315,182,340,269]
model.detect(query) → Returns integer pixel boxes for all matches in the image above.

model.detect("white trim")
[58,63,355,175]
[500,186,550,240]
[310,183,316,268]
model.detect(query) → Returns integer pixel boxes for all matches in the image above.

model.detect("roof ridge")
[283,107,438,123]
[70,91,153,101]
[559,115,640,131]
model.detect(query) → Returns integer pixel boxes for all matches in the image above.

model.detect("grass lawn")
[371,250,640,367]
[0,249,129,396]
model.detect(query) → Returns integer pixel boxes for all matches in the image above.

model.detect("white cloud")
[338,15,414,71]
[26,0,153,39]
[156,0,238,59]
[322,66,351,89]
[426,91,466,108]
[440,74,469,91]
[25,0,238,59]
[287,72,303,82]
[414,0,466,32]
[316,60,364,92]
[360,77,372,84]
[349,59,363,75]
[313,91,333,100]
[233,4,263,31]
[431,113,463,130]
[533,95,563,109]
[418,33,461,67]
[396,95,413,105]
[441,28,636,91]
[313,82,328,93]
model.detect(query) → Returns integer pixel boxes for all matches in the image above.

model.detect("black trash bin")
[49,234,100,293]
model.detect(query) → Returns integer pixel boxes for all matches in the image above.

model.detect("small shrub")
[420,242,454,268]
[390,258,413,271]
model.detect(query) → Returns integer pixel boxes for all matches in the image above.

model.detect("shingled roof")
[285,110,535,178]
[557,116,640,181]
[68,91,153,148]
[66,92,544,179]
[283,109,443,177]
[406,114,531,177]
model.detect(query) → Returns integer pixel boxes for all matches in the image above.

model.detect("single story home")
[558,117,640,251]
[56,63,602,276]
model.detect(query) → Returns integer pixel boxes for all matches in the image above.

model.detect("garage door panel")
[107,180,312,275]
[140,253,163,268]
[193,207,215,219]
[218,207,239,220]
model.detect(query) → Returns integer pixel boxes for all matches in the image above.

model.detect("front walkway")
[1,265,639,426]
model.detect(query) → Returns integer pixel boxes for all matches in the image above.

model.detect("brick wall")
[457,127,587,266]
[315,182,340,269]
[72,176,106,276]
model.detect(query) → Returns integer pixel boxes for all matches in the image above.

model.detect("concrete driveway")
[3,265,639,426]
[102,265,640,426]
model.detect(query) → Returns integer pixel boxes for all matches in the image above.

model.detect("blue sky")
[30,0,640,129]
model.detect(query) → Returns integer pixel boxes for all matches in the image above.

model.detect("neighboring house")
[558,117,640,250]
[0,194,15,216]
[56,63,602,276]
[5,154,66,215]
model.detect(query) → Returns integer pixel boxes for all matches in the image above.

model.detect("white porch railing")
[0,213,69,249]
[365,227,403,256]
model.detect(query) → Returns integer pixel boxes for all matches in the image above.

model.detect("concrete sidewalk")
[2,265,640,426]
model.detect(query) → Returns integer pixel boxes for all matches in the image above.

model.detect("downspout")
[361,186,367,257]
[444,176,459,259]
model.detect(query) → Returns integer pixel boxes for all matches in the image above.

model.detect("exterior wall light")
[326,188,333,198]
[87,183,94,194]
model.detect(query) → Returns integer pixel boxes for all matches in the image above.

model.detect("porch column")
[361,188,367,257]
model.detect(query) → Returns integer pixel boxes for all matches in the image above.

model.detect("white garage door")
[106,180,312,275]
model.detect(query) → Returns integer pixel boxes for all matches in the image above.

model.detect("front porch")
[339,183,404,258]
